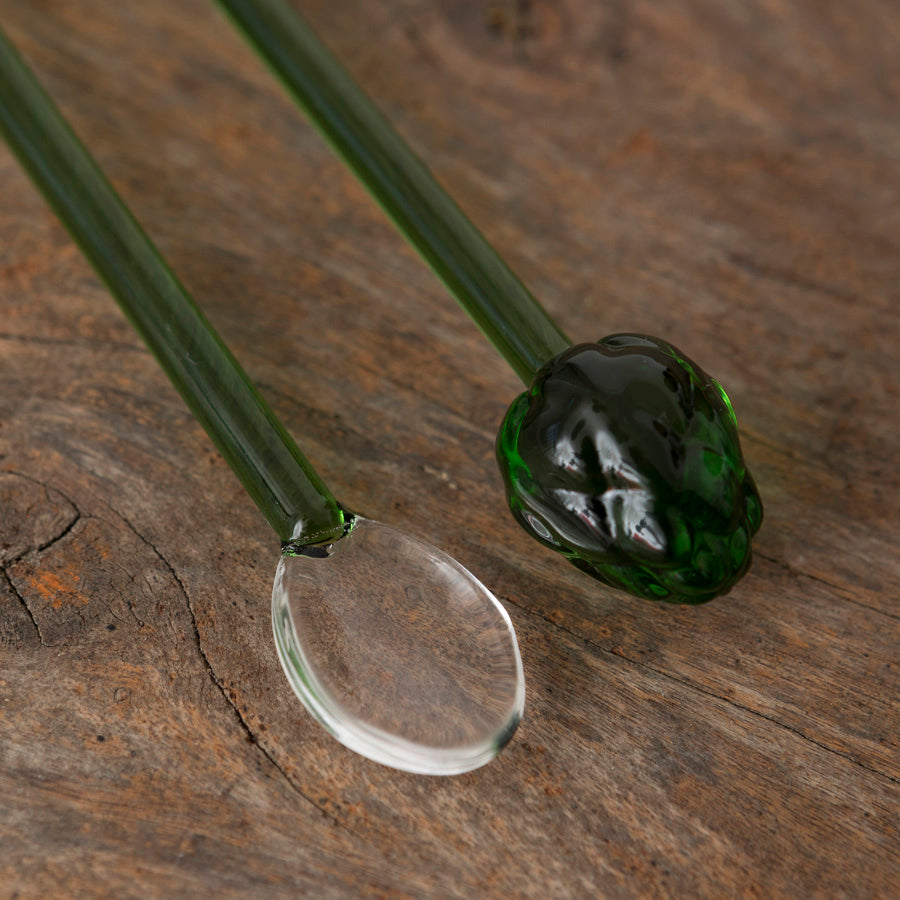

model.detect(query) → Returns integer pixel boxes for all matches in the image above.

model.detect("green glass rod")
[214,0,571,385]
[0,25,345,546]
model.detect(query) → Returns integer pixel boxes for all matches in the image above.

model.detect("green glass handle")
[0,25,345,546]
[213,0,571,385]
[213,0,764,602]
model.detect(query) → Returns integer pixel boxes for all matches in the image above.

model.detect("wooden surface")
[1,1,898,896]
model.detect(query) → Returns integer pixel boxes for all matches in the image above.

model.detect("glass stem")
[0,25,346,546]
[214,0,572,385]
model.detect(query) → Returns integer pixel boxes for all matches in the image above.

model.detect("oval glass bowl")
[272,517,525,775]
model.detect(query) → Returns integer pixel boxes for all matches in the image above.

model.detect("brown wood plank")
[2,0,898,897]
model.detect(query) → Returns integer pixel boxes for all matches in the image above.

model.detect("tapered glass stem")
[0,25,345,545]
[214,0,571,385]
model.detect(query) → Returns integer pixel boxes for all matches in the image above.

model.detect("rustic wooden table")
[1,1,898,897]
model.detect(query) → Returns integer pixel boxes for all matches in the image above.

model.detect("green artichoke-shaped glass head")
[497,334,762,603]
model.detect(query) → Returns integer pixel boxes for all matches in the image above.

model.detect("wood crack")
[109,506,364,837]
[35,509,82,556]
[501,592,899,785]
[0,330,146,354]
[259,372,499,448]
[755,551,900,621]
[608,648,900,787]
[0,471,82,647]
[0,470,82,567]
[727,252,857,306]
[1,566,44,644]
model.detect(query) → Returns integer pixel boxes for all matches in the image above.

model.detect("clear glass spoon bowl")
[272,517,524,775]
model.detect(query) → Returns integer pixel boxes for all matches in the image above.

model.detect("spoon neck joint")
[282,510,356,556]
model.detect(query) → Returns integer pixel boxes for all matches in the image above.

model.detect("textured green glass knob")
[497,334,763,603]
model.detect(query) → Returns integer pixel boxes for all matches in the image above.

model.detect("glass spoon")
[0,25,524,775]
[216,0,763,603]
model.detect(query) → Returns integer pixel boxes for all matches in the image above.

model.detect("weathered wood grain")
[1,0,898,897]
